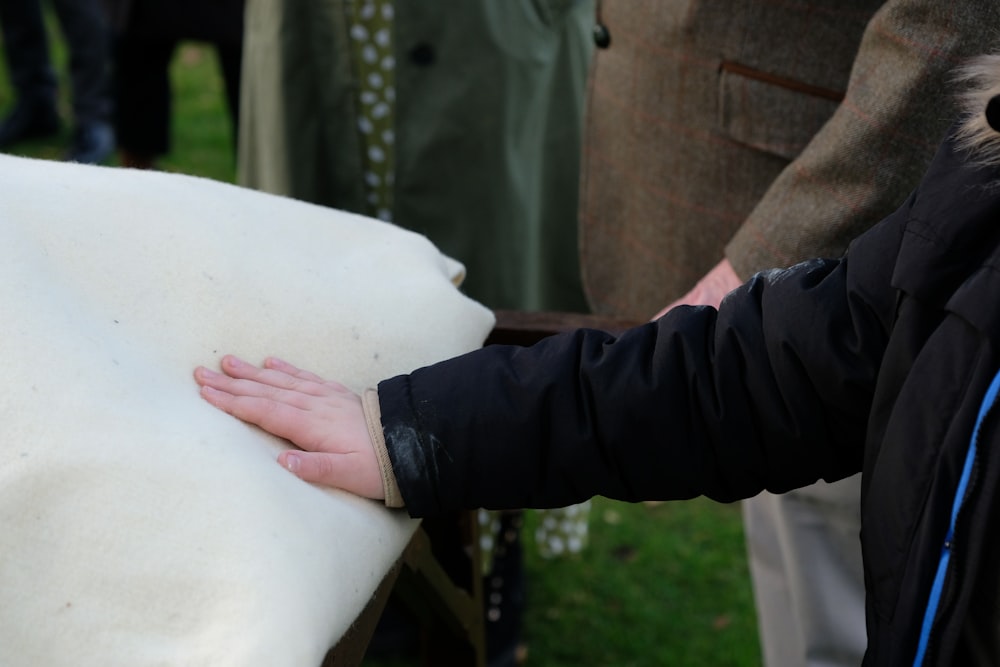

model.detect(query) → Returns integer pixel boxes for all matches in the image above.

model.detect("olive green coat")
[238,0,594,312]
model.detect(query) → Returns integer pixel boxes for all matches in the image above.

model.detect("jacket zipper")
[911,367,1000,666]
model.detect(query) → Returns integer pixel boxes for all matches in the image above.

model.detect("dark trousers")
[112,34,241,157]
[111,0,244,157]
[0,0,112,125]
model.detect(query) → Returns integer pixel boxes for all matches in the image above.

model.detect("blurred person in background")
[0,0,114,163]
[104,0,243,170]
[237,2,595,664]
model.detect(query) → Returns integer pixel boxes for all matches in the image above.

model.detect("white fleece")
[0,156,494,666]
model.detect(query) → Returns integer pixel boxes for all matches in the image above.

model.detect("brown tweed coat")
[580,0,1000,320]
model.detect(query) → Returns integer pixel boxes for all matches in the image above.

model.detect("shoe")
[0,101,61,149]
[66,121,115,164]
[119,149,157,170]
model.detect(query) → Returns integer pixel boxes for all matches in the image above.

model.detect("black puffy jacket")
[379,101,1000,667]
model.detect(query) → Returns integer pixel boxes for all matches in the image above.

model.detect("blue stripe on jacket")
[911,367,1000,665]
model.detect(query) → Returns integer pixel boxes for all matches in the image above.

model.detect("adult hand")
[193,355,384,499]
[651,258,743,320]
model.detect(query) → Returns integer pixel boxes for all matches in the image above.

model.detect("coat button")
[593,23,611,48]
[409,42,435,66]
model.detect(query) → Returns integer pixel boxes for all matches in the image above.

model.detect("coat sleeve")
[378,207,908,517]
[725,0,1000,278]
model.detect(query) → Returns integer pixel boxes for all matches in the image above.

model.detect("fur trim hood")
[955,54,1000,164]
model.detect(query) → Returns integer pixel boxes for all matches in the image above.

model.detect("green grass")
[0,32,762,667]
[518,498,760,667]
[0,35,236,182]
[367,498,761,667]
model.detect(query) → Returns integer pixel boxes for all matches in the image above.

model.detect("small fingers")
[224,355,337,395]
[199,384,313,445]
[195,357,335,406]
[278,450,384,499]
[264,357,326,383]
[220,355,353,397]
[194,367,316,415]
[265,357,354,395]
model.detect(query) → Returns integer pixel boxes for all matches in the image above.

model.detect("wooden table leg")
[321,511,485,667]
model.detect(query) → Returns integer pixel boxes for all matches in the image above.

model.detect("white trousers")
[743,474,867,667]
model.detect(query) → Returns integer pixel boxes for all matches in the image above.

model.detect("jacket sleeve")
[725,0,1000,278]
[378,207,907,517]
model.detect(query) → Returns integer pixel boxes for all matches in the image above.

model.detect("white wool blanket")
[0,156,494,666]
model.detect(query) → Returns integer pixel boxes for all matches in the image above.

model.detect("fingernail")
[198,367,220,379]
[284,453,300,473]
[200,386,221,402]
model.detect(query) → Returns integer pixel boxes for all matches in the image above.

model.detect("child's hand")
[194,355,384,500]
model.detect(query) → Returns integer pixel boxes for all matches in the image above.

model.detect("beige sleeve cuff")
[362,388,405,508]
